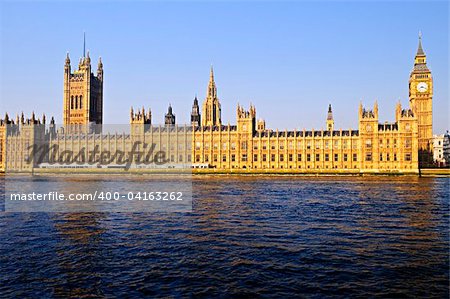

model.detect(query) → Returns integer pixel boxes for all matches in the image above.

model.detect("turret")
[85,51,91,65]
[359,101,378,120]
[63,33,103,132]
[65,52,70,65]
[64,52,71,76]
[395,101,402,122]
[165,104,176,126]
[49,116,56,137]
[326,104,334,131]
[191,96,201,127]
[257,119,266,132]
[237,103,256,133]
[374,100,378,118]
[130,106,151,124]
[97,57,103,81]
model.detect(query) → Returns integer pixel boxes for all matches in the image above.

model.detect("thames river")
[0,175,449,298]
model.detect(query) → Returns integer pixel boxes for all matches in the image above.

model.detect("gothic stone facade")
[0,35,432,173]
[63,51,103,133]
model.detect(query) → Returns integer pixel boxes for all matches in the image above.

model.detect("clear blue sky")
[0,1,448,133]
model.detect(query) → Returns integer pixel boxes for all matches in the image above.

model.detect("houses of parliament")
[0,34,433,173]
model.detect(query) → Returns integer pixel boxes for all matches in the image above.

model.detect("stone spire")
[207,65,217,99]
[326,104,334,131]
[202,66,221,126]
[65,52,70,65]
[413,31,428,71]
[416,31,425,56]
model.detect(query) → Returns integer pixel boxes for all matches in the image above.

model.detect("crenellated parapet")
[0,112,56,135]
[130,106,152,125]
[237,104,256,134]
[1,112,48,128]
[359,101,378,120]
[237,103,256,119]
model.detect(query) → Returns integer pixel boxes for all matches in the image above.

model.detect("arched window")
[71,96,74,109]
[79,95,83,109]
[75,96,78,109]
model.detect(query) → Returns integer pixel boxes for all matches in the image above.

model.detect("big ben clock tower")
[409,32,433,165]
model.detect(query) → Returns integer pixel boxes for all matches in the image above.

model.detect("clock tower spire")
[409,31,433,165]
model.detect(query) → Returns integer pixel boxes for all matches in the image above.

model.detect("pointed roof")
[65,52,70,64]
[416,31,425,56]
[413,31,430,73]
[207,65,217,99]
[327,104,333,120]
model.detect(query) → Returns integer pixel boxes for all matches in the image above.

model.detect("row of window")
[195,140,359,151]
[196,139,412,151]
[365,153,412,162]
[47,143,192,151]
[195,152,414,163]
[49,154,193,164]
[196,153,360,163]
[195,138,412,150]
[70,95,83,110]
[366,138,411,149]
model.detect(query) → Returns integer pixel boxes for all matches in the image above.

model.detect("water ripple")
[0,176,449,298]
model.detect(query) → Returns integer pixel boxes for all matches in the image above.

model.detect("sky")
[0,1,448,133]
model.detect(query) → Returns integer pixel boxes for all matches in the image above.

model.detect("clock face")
[417,82,428,93]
